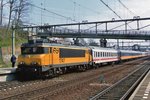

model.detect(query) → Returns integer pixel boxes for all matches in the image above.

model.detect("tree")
[6,0,30,28]
[16,0,30,27]
[0,0,3,26]
[7,0,17,28]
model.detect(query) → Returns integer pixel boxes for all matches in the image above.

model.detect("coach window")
[96,52,97,57]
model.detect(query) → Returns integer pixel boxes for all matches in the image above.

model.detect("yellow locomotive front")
[17,43,52,78]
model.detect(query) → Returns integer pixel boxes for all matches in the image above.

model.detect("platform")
[129,70,150,100]
[0,67,16,75]
[0,67,16,82]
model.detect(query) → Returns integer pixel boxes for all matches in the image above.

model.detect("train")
[16,42,148,79]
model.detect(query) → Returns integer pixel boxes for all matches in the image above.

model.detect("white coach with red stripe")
[91,47,119,64]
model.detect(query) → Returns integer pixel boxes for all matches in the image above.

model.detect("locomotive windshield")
[21,47,49,54]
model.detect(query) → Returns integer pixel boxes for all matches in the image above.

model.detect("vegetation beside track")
[0,28,28,47]
[0,27,28,68]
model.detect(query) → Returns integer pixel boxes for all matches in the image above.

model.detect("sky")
[28,0,150,46]
[2,0,150,47]
[29,0,150,25]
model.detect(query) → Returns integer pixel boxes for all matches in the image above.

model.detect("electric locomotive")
[17,42,92,79]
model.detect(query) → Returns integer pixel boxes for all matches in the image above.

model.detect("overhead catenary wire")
[99,0,134,29]
[99,0,122,20]
[117,0,144,29]
[28,3,79,23]
[138,23,150,30]
[108,21,134,31]
[117,0,135,16]
[68,0,101,15]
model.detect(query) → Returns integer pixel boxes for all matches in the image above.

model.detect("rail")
[89,61,150,100]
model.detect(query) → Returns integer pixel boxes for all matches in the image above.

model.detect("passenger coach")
[91,47,119,65]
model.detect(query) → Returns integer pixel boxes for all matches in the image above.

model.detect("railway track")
[0,65,126,99]
[0,57,148,100]
[0,58,138,92]
[89,61,150,100]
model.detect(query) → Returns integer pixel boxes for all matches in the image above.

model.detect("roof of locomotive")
[21,43,89,49]
[21,43,118,51]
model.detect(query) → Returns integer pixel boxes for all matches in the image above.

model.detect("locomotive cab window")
[21,47,49,54]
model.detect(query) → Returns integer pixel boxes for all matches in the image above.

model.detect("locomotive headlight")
[31,62,37,65]
[19,61,25,65]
